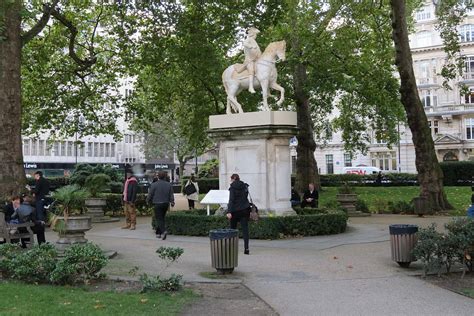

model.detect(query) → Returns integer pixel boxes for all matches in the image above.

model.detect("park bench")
[0,212,35,248]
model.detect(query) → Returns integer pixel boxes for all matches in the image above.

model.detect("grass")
[0,281,196,316]
[319,186,472,215]
[461,288,474,298]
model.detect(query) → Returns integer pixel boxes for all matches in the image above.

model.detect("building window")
[60,141,66,156]
[93,143,98,157]
[413,31,432,48]
[23,139,30,156]
[467,118,474,140]
[67,141,73,156]
[88,142,93,157]
[31,139,37,156]
[78,143,85,157]
[111,143,116,157]
[344,153,352,167]
[465,87,474,104]
[460,24,474,42]
[39,140,45,156]
[464,56,474,80]
[415,6,431,22]
[420,89,437,107]
[326,154,334,174]
[99,143,105,157]
[428,120,439,136]
[45,141,52,156]
[105,143,110,157]
[370,151,397,171]
[53,142,59,156]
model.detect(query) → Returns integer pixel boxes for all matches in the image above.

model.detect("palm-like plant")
[51,185,90,219]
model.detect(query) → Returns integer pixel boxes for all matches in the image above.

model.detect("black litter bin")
[389,224,418,268]
[209,229,239,274]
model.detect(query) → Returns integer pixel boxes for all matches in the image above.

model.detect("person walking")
[147,171,175,240]
[122,171,138,230]
[184,175,199,210]
[227,173,251,255]
[31,171,49,244]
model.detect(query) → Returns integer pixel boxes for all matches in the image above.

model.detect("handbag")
[247,191,259,222]
[184,182,197,195]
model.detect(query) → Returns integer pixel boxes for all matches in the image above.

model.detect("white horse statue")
[222,40,286,114]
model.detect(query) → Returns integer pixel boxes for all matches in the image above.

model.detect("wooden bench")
[0,212,35,248]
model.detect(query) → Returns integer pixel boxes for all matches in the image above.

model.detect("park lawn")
[319,186,471,215]
[0,281,196,316]
[461,288,474,298]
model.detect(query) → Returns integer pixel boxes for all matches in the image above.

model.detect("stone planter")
[53,216,92,252]
[85,198,119,223]
[336,193,368,217]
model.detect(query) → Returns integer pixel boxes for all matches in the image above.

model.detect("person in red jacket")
[122,171,138,230]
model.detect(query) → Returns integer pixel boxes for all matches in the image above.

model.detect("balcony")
[416,77,438,88]
[425,104,474,116]
[460,72,474,84]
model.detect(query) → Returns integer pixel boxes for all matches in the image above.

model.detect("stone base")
[209,111,297,216]
[91,216,120,223]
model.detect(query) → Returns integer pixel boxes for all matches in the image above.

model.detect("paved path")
[45,215,474,315]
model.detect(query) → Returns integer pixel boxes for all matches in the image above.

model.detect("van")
[342,166,381,175]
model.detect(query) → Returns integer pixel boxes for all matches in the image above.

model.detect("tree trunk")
[0,0,26,200]
[293,60,320,194]
[390,0,452,211]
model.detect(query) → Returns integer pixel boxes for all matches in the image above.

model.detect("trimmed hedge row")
[103,193,152,216]
[155,210,347,239]
[439,161,474,186]
[180,177,219,194]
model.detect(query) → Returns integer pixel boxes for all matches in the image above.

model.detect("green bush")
[387,200,414,214]
[355,199,370,213]
[50,243,108,285]
[156,211,347,239]
[102,193,152,216]
[84,173,111,197]
[198,159,219,178]
[0,244,57,283]
[293,207,334,215]
[440,161,474,186]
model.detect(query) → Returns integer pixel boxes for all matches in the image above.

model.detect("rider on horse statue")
[237,27,262,94]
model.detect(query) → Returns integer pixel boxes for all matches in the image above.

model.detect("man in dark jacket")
[227,173,251,255]
[122,171,138,230]
[32,171,49,244]
[147,171,175,240]
[301,183,318,208]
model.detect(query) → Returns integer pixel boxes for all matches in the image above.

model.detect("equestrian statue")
[222,27,286,114]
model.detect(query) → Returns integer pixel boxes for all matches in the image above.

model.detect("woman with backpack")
[184,175,199,210]
[227,173,251,255]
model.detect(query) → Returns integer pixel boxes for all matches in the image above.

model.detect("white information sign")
[200,190,229,215]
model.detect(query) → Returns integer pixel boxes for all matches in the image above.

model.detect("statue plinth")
[209,111,297,216]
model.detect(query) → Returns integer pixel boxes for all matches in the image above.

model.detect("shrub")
[50,243,108,285]
[84,173,111,197]
[387,200,414,214]
[440,161,474,186]
[198,159,219,178]
[51,185,90,216]
[292,207,332,215]
[0,244,57,283]
[157,211,348,239]
[132,246,184,293]
[355,199,370,213]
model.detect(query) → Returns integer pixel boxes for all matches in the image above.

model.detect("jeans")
[230,208,250,251]
[35,198,46,221]
[154,203,169,234]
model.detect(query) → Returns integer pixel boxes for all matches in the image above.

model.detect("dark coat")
[228,180,250,213]
[303,189,319,201]
[124,177,138,203]
[34,177,50,199]
[2,203,15,222]
[147,179,175,204]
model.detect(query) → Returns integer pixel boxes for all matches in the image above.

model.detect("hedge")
[180,178,219,194]
[439,161,474,186]
[154,210,347,239]
[103,193,152,216]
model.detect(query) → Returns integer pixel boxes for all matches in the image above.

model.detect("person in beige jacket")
[184,175,199,210]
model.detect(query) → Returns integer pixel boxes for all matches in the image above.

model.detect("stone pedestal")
[209,111,298,216]
[85,198,119,223]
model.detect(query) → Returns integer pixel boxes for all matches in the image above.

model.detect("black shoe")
[156,234,161,239]
[244,249,249,255]
[162,231,168,240]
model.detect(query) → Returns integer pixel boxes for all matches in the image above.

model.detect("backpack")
[184,182,197,195]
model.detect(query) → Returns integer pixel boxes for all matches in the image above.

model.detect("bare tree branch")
[21,0,60,46]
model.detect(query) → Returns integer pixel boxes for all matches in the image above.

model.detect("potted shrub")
[50,185,92,252]
[336,183,358,214]
[84,173,111,221]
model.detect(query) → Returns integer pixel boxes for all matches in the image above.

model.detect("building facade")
[312,1,474,175]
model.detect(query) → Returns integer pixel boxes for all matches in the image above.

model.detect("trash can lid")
[209,229,239,240]
[389,224,418,235]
